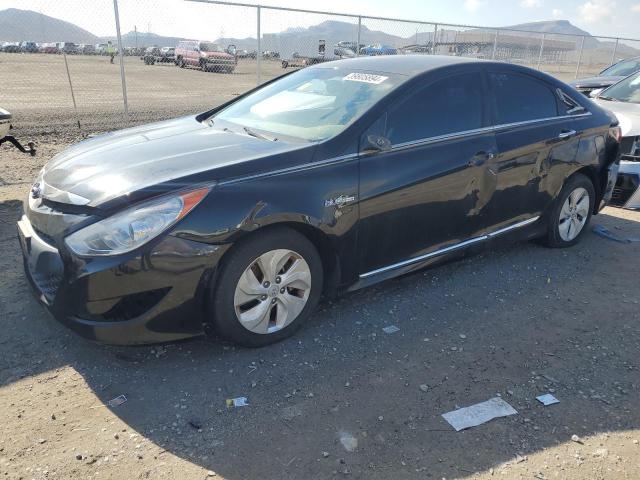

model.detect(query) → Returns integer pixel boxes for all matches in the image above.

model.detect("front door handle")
[468,151,495,167]
[558,129,577,139]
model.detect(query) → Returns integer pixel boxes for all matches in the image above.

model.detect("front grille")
[610,173,640,207]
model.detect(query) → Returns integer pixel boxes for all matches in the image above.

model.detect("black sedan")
[18,56,620,347]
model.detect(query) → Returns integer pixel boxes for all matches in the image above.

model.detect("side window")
[385,72,484,145]
[556,88,587,116]
[490,72,558,124]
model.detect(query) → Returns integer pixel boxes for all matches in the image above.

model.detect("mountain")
[499,19,600,47]
[504,20,592,37]
[0,8,99,43]
[215,20,407,56]
[101,31,189,48]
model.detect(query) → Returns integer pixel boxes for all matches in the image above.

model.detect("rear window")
[490,72,558,125]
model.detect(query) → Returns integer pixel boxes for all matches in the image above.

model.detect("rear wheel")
[543,173,595,248]
[208,227,323,347]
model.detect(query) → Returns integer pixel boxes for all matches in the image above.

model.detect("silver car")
[592,71,640,208]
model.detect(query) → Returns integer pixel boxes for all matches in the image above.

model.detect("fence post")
[63,53,81,130]
[574,35,585,79]
[256,6,261,85]
[610,38,619,66]
[491,29,499,60]
[113,0,129,116]
[537,33,545,70]
[432,24,438,54]
[356,16,361,57]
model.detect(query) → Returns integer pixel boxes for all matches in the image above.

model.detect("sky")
[4,0,640,40]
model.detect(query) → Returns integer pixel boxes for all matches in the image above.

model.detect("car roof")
[313,54,480,77]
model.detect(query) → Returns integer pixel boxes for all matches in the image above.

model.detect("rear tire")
[208,227,323,347]
[542,173,595,248]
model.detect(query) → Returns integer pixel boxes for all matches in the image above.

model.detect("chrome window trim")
[359,216,540,279]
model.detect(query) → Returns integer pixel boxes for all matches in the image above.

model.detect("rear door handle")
[558,129,577,139]
[468,151,495,167]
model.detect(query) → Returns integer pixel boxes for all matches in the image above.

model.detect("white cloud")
[520,0,542,7]
[578,0,617,24]
[464,0,485,12]
[632,3,640,12]
[552,8,564,17]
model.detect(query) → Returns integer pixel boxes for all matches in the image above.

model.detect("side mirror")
[361,134,392,155]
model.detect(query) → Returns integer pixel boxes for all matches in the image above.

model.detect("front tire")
[543,173,595,248]
[208,227,323,347]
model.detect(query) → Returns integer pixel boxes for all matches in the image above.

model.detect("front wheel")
[543,173,595,248]
[208,227,323,347]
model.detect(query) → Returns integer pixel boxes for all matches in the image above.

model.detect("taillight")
[610,126,622,143]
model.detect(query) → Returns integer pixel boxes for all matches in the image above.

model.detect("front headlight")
[65,187,210,256]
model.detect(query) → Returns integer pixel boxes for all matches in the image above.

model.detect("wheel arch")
[212,221,342,300]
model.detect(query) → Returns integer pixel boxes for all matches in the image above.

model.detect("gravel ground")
[1,128,640,478]
[0,132,640,479]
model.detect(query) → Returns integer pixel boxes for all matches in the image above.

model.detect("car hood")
[570,76,625,88]
[41,116,305,207]
[592,99,640,136]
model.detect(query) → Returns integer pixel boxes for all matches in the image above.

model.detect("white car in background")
[591,72,640,209]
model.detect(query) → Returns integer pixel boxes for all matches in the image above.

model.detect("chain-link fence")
[2,0,640,137]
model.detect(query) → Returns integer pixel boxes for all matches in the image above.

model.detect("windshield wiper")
[598,95,618,102]
[243,126,278,141]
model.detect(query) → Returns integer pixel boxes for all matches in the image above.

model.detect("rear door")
[479,70,580,233]
[357,68,498,276]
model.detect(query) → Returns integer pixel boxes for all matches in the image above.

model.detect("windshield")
[600,72,640,103]
[214,68,403,141]
[199,42,224,52]
[601,58,640,77]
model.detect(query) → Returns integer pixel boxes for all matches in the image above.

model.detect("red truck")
[175,40,236,73]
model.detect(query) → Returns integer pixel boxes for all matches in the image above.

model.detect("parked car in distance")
[81,44,96,55]
[335,41,365,52]
[40,43,59,54]
[18,56,620,347]
[2,43,22,53]
[142,46,161,64]
[20,41,38,53]
[175,40,236,73]
[159,47,175,62]
[360,44,398,56]
[571,56,640,96]
[334,47,356,58]
[236,49,250,59]
[95,43,109,55]
[57,42,79,55]
[590,71,640,208]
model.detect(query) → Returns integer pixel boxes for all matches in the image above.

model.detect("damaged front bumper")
[17,213,229,345]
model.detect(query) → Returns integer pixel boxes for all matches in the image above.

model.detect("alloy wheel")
[233,249,312,334]
[558,187,589,242]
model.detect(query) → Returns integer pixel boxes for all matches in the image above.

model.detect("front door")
[357,69,498,276]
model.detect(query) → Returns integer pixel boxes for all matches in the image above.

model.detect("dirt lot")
[1,53,640,479]
[0,53,287,136]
